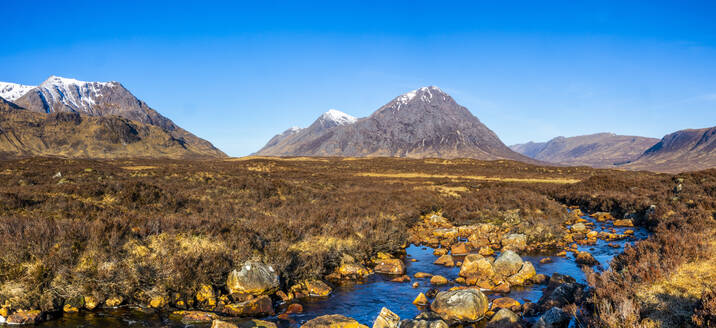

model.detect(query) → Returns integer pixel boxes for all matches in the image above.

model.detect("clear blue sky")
[2,1,715,156]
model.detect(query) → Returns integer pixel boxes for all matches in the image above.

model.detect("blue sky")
[2,1,715,156]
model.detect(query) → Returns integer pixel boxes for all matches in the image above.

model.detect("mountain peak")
[319,109,357,126]
[396,86,447,104]
[41,75,117,88]
[0,81,36,101]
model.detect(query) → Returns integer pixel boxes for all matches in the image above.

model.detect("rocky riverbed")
[2,209,648,327]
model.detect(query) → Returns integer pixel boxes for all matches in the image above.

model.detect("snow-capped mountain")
[317,109,357,127]
[0,82,35,101]
[256,86,535,162]
[6,75,225,158]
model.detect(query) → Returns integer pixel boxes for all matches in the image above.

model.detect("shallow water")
[32,214,649,327]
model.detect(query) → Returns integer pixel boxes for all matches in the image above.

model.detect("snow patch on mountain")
[37,76,119,111]
[394,86,447,110]
[0,82,36,101]
[319,109,357,126]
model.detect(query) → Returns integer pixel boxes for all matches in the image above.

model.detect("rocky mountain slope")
[621,126,716,173]
[256,86,536,162]
[510,133,659,167]
[0,76,225,158]
[0,100,222,159]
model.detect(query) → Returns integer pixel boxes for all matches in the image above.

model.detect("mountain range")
[256,86,536,163]
[0,76,225,159]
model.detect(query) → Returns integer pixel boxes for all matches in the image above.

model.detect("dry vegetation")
[0,156,713,326]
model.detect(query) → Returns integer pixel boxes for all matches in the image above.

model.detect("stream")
[34,213,650,327]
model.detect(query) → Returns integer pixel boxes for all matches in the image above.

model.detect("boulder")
[399,319,448,328]
[501,234,527,252]
[537,274,585,310]
[302,314,369,328]
[227,260,280,295]
[285,303,303,314]
[493,251,524,277]
[6,310,43,325]
[291,280,332,297]
[337,262,371,279]
[487,308,522,328]
[414,272,432,278]
[479,246,495,256]
[613,219,633,227]
[492,282,511,294]
[373,307,400,328]
[172,310,220,324]
[433,255,455,267]
[451,243,469,255]
[375,259,406,275]
[430,275,449,285]
[459,254,495,279]
[533,307,570,328]
[506,262,536,286]
[150,295,168,308]
[430,289,489,322]
[570,223,587,233]
[491,297,521,311]
[84,295,100,310]
[433,248,448,256]
[574,252,598,266]
[592,212,614,222]
[105,296,123,307]
[223,295,274,316]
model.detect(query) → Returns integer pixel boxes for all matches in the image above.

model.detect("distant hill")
[621,126,716,173]
[256,86,536,162]
[0,76,225,159]
[510,133,659,168]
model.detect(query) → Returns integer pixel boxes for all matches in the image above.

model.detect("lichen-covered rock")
[459,254,495,278]
[430,275,449,285]
[570,222,587,233]
[493,251,523,277]
[291,280,333,297]
[487,308,521,328]
[212,320,238,328]
[450,243,469,255]
[501,234,527,252]
[613,219,633,227]
[506,261,536,286]
[373,307,400,328]
[227,261,280,295]
[223,295,274,317]
[84,295,100,310]
[337,262,371,279]
[302,314,369,328]
[433,255,454,267]
[533,307,570,328]
[574,252,598,266]
[490,297,521,311]
[430,289,489,322]
[105,296,123,307]
[7,310,44,325]
[375,258,406,275]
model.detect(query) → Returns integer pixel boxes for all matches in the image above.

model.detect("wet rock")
[533,307,570,328]
[614,219,633,227]
[400,319,448,328]
[507,261,536,286]
[570,223,587,233]
[430,275,449,285]
[413,293,429,306]
[105,296,123,307]
[539,257,552,264]
[375,259,406,275]
[172,310,220,324]
[451,243,469,255]
[285,303,303,314]
[501,234,527,252]
[430,288,489,321]
[227,260,280,295]
[537,274,585,310]
[426,288,439,298]
[492,282,511,294]
[412,282,419,288]
[223,295,274,316]
[337,262,371,279]
[197,284,217,307]
[7,310,44,325]
[487,308,522,328]
[433,255,455,267]
[414,272,432,278]
[592,212,614,222]
[491,297,521,311]
[529,274,548,284]
[574,251,598,266]
[212,320,238,328]
[291,280,333,297]
[433,248,448,256]
[84,295,100,310]
[303,314,369,328]
[493,250,523,277]
[236,319,278,328]
[63,303,79,313]
[390,275,411,283]
[373,307,400,328]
